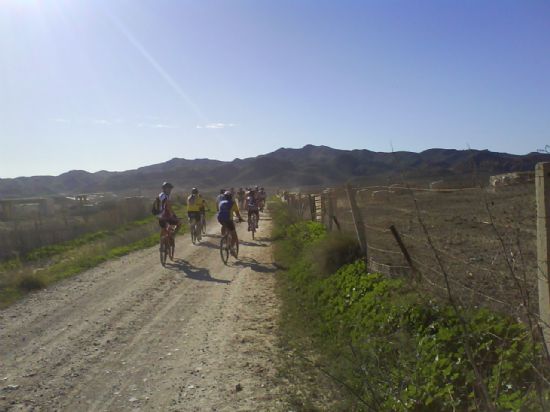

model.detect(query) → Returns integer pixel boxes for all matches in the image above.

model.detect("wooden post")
[308,194,316,221]
[327,190,335,231]
[346,184,367,261]
[390,225,420,281]
[537,162,550,350]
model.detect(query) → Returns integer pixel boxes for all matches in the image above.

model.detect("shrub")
[17,274,46,291]
[274,210,547,411]
[308,232,362,278]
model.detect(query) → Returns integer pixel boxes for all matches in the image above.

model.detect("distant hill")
[1,145,549,198]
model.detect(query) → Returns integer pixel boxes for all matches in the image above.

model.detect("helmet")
[162,182,174,189]
[260,187,264,191]
[192,187,198,194]
[224,191,232,199]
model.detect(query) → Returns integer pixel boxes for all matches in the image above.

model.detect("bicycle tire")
[251,214,257,240]
[169,238,175,260]
[160,238,168,266]
[230,234,239,258]
[191,222,196,244]
[220,236,229,264]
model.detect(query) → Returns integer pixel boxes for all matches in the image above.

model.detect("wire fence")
[0,197,151,261]
[282,182,538,321]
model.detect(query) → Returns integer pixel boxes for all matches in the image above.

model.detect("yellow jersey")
[187,194,205,212]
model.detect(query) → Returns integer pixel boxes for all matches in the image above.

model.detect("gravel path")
[0,213,283,411]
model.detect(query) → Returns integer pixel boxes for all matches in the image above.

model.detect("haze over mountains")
[1,145,548,198]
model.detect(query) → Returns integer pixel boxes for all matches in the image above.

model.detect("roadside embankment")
[271,200,547,411]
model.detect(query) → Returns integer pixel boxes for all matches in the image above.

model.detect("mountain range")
[1,145,549,198]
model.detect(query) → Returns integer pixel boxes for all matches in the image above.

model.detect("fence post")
[326,190,334,231]
[308,194,315,221]
[390,224,420,281]
[346,184,367,261]
[537,162,550,350]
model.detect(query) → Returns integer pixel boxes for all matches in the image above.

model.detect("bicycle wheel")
[169,235,175,260]
[201,215,206,234]
[251,214,256,239]
[220,236,229,264]
[190,222,196,244]
[160,238,168,266]
[229,234,239,258]
[197,222,202,241]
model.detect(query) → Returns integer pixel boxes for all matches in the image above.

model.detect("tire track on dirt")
[1,213,283,411]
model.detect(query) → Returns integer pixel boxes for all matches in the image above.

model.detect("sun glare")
[2,0,42,14]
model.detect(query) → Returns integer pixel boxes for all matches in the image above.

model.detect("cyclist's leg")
[247,209,252,230]
[224,220,237,248]
[176,218,182,233]
[231,229,239,248]
[255,210,260,227]
[159,218,168,238]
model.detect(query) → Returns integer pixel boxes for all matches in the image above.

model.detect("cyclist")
[246,189,260,231]
[237,187,245,210]
[156,182,181,247]
[217,191,244,256]
[216,189,226,211]
[187,188,205,241]
[199,195,208,233]
[257,187,267,211]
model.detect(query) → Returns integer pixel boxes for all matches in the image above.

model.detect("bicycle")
[248,213,257,239]
[200,210,207,235]
[189,216,202,244]
[220,219,242,265]
[160,225,176,266]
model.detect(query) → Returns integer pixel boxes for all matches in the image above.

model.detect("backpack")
[151,197,161,215]
[217,199,233,221]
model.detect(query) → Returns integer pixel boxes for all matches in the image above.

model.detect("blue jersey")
[217,199,234,222]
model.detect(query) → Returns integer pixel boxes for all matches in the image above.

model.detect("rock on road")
[0,213,283,411]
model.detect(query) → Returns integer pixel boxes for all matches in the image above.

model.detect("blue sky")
[1,0,549,178]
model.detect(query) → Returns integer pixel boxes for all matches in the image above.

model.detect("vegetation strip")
[0,204,214,308]
[271,200,548,411]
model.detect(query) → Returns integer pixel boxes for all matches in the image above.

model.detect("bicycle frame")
[160,225,176,266]
[248,213,257,239]
[189,216,202,244]
[219,223,239,265]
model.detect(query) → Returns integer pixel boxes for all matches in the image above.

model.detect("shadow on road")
[166,259,231,284]
[196,240,219,250]
[233,257,277,274]
[239,240,268,247]
[197,238,268,249]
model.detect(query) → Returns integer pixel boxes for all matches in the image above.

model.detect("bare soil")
[0,213,286,411]
[330,183,538,316]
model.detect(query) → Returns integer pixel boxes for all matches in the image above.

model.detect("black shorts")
[188,211,201,222]
[159,216,180,229]
[219,219,236,232]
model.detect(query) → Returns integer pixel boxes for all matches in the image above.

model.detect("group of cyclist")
[154,182,267,257]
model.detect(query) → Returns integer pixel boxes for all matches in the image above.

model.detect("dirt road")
[0,214,284,411]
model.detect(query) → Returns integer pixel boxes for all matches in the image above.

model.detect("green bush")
[273,200,547,411]
[17,274,46,291]
[307,232,362,278]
